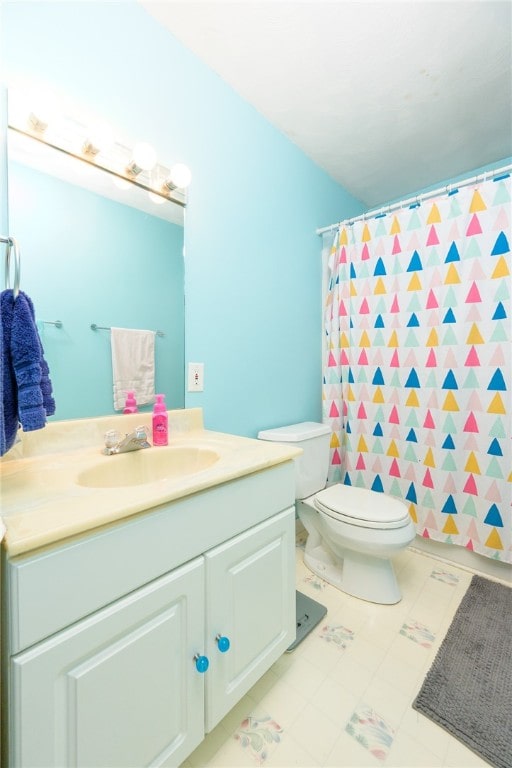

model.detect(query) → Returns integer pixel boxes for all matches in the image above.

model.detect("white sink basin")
[76,446,220,488]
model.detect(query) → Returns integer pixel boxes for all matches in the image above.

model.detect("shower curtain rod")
[316,163,512,235]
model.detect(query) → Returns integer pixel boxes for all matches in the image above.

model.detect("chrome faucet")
[103,426,151,455]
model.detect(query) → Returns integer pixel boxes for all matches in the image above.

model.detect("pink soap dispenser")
[123,391,138,414]
[152,394,168,446]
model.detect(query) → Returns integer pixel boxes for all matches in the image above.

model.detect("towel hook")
[2,236,21,299]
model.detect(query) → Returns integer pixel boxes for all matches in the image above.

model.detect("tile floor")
[182,537,499,768]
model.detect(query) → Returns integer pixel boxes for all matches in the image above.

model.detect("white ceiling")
[141,0,512,208]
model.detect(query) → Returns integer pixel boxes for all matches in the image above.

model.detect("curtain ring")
[5,237,21,299]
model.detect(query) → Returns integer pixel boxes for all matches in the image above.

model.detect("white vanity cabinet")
[3,462,296,767]
[204,509,295,730]
[11,557,206,768]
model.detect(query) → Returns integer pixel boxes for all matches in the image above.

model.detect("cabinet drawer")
[7,462,295,653]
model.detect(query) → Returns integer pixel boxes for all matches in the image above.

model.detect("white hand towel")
[111,327,156,411]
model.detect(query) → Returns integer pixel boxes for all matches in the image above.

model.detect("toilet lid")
[314,484,410,529]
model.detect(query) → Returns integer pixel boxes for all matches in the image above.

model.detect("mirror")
[7,113,185,422]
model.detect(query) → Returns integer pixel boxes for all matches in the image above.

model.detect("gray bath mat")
[413,574,512,768]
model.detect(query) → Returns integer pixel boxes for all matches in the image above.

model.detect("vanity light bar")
[8,124,187,207]
[7,89,191,207]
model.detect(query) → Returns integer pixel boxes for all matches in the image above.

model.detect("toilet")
[258,422,416,604]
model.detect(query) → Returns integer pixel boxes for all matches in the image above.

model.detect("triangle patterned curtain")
[322,175,511,563]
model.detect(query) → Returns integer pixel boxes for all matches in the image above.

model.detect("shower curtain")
[322,175,511,563]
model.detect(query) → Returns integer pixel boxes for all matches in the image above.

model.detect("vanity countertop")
[0,409,301,557]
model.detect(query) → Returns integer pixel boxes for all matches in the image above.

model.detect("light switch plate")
[188,362,204,392]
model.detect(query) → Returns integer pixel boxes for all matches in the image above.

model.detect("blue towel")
[21,292,56,418]
[0,295,4,456]
[1,289,55,456]
[1,289,18,454]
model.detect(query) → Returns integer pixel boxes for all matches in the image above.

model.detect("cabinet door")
[9,558,205,768]
[204,507,295,731]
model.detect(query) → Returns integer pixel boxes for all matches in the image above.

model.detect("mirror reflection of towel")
[111,327,156,411]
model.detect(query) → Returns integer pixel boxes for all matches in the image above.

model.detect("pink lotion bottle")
[123,391,138,414]
[152,394,168,446]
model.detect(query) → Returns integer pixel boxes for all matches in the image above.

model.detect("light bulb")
[132,142,157,171]
[83,121,114,157]
[148,191,166,205]
[168,163,192,189]
[26,91,59,133]
[27,111,48,133]
[113,176,131,190]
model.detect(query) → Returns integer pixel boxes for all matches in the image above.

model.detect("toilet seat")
[314,484,411,530]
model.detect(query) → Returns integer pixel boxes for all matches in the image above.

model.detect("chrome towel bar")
[90,323,164,337]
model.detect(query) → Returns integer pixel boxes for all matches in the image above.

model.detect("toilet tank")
[257,422,331,500]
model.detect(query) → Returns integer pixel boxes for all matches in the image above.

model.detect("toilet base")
[303,541,402,605]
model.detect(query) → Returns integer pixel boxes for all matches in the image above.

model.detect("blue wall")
[387,158,512,206]
[2,1,364,437]
[8,161,185,419]
[6,4,507,439]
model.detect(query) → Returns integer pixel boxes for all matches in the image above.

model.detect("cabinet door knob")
[193,653,209,673]
[216,634,231,653]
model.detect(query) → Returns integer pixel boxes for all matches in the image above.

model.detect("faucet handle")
[134,425,148,440]
[104,430,121,449]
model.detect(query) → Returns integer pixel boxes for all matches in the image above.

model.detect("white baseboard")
[295,519,511,584]
[410,536,511,583]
